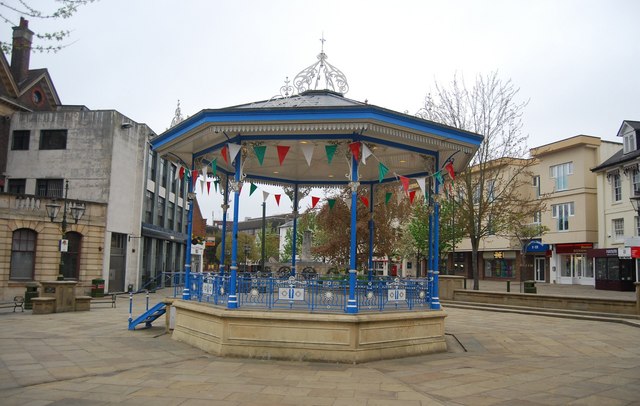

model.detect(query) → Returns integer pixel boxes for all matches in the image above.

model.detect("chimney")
[10,17,33,84]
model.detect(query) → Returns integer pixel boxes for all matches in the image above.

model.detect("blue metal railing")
[169,273,433,313]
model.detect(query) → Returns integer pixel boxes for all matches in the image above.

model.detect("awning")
[525,241,550,254]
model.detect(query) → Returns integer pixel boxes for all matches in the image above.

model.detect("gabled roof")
[17,68,61,106]
[617,120,640,137]
[0,51,19,98]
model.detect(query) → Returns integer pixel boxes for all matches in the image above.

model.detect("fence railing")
[165,272,433,313]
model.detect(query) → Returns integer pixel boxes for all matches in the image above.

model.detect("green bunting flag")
[325,145,337,164]
[328,198,336,210]
[378,163,388,182]
[385,192,392,205]
[253,145,266,165]
[214,179,219,193]
[210,158,217,177]
[249,183,258,196]
[434,171,444,187]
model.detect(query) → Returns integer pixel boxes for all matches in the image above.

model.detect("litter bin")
[24,282,39,310]
[524,280,537,294]
[91,278,105,297]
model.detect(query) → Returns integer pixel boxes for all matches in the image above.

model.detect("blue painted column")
[219,175,230,276]
[228,151,242,309]
[183,167,194,300]
[367,185,374,282]
[427,210,434,303]
[347,156,359,314]
[431,199,441,310]
[290,184,299,277]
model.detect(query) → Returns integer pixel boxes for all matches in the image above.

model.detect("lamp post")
[45,180,85,280]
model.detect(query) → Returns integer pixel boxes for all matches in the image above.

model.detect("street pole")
[58,180,70,280]
[261,201,266,273]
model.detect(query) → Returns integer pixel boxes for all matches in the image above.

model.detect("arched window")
[10,228,37,280]
[61,232,82,279]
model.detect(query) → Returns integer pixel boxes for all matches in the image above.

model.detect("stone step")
[442,300,640,328]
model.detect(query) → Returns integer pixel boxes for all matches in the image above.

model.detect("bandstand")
[150,47,482,362]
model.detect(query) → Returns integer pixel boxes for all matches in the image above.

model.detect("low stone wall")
[452,289,637,315]
[170,300,447,364]
[439,275,465,300]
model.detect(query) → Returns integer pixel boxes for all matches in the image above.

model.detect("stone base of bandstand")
[170,300,447,364]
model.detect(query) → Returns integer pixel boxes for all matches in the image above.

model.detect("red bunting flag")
[277,145,290,165]
[349,142,361,162]
[399,175,410,193]
[274,194,281,206]
[444,161,455,180]
[206,181,211,194]
[191,170,199,188]
[409,190,416,204]
[311,196,320,209]
[179,166,185,180]
[360,196,369,208]
[221,145,229,165]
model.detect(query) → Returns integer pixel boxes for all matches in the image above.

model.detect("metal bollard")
[145,290,149,311]
[507,280,511,292]
[464,278,467,289]
[128,292,133,324]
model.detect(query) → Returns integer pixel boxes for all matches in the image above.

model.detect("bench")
[91,294,117,308]
[0,296,24,312]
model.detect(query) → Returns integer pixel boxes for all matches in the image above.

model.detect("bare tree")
[417,72,537,290]
[1,0,96,54]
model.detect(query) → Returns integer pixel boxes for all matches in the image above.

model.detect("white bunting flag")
[416,177,427,199]
[262,190,270,202]
[201,166,208,178]
[362,144,373,165]
[199,179,204,194]
[301,144,315,166]
[228,143,242,163]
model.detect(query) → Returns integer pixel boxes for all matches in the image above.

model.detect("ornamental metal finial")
[170,99,184,128]
[293,36,349,95]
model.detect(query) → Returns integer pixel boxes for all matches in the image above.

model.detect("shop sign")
[631,246,640,258]
[493,251,504,259]
[618,247,631,259]
[525,241,550,253]
[556,243,593,254]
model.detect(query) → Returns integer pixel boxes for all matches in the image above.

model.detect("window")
[148,150,157,180]
[552,202,574,231]
[11,130,30,150]
[487,179,495,202]
[177,206,183,233]
[36,179,63,198]
[10,228,37,280]
[612,218,624,241]
[632,170,640,196]
[160,159,167,188]
[533,211,542,224]
[624,132,636,154]
[144,190,154,223]
[532,175,540,198]
[170,164,176,194]
[167,201,175,229]
[636,216,640,237]
[612,173,622,202]
[8,178,26,194]
[550,162,573,191]
[39,129,67,150]
[60,232,82,279]
[157,196,165,226]
[473,184,481,204]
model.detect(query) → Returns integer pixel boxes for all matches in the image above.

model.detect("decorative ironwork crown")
[292,37,349,95]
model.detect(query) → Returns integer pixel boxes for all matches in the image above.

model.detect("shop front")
[555,243,593,285]
[524,241,551,282]
[589,247,637,291]
[482,251,519,280]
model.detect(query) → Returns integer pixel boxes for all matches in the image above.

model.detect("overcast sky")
[8,0,640,221]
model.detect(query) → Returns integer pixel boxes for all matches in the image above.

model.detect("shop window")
[484,259,514,278]
[10,228,37,280]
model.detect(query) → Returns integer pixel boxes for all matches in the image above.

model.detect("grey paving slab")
[0,288,639,405]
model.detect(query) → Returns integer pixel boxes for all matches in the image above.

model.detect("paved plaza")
[0,286,639,405]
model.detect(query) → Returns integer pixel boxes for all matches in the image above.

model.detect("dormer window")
[623,132,636,154]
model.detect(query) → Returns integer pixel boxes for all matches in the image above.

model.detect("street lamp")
[630,196,640,215]
[45,180,85,279]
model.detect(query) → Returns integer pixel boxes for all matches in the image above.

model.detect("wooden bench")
[91,294,117,308]
[0,296,24,312]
